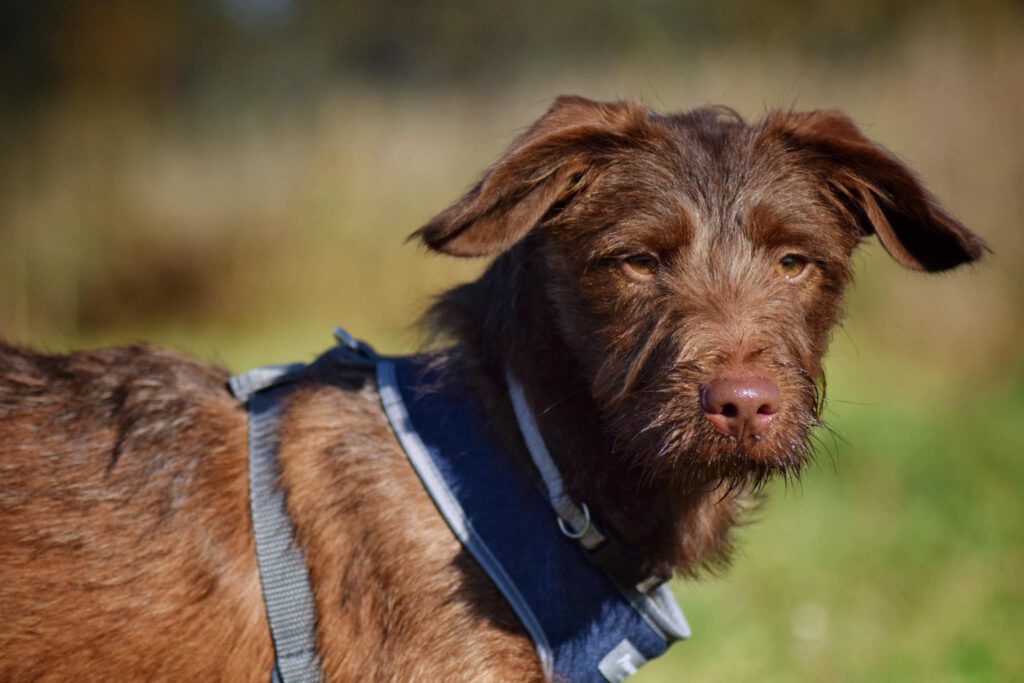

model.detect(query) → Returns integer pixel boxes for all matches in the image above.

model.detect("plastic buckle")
[333,326,379,363]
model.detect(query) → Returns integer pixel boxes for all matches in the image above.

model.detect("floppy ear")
[413,95,646,257]
[766,110,988,272]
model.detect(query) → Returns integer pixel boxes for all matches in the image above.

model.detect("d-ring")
[557,502,591,540]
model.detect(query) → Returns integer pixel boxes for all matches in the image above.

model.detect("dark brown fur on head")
[415,95,986,577]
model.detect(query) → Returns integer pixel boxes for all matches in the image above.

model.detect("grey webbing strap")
[230,363,307,404]
[239,372,322,683]
[232,329,375,683]
[505,369,606,551]
[506,369,674,599]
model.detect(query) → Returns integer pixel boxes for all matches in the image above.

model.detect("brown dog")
[0,96,985,681]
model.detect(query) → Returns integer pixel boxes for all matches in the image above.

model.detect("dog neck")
[425,245,746,577]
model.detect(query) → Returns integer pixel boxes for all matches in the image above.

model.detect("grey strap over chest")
[231,362,321,683]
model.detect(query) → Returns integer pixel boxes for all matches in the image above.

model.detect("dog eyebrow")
[580,220,694,266]
[744,202,825,250]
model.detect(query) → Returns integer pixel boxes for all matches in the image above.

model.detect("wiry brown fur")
[0,346,271,680]
[0,96,985,681]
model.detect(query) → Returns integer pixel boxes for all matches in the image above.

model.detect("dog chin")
[742,443,807,475]
[664,427,811,487]
[729,432,811,479]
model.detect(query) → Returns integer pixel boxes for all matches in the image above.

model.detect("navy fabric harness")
[231,332,690,683]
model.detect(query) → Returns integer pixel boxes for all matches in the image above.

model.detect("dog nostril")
[721,403,739,418]
[756,402,777,416]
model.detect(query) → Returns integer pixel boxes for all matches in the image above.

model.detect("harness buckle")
[333,327,379,365]
[557,501,592,540]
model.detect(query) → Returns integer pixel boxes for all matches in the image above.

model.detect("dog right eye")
[776,254,809,279]
[622,254,659,278]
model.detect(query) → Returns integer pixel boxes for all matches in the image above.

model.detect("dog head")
[415,95,985,495]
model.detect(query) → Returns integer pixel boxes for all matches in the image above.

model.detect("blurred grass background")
[2,1,1022,680]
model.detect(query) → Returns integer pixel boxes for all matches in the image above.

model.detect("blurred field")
[2,3,1023,681]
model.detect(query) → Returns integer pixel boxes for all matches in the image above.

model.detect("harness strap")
[232,329,680,683]
[506,369,669,595]
[233,364,322,683]
[505,369,606,551]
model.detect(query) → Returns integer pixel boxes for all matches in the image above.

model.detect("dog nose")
[701,375,781,441]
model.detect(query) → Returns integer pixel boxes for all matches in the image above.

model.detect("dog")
[0,96,985,682]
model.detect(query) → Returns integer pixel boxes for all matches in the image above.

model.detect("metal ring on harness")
[557,502,592,540]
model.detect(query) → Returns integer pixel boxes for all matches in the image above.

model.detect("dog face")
[416,96,985,490]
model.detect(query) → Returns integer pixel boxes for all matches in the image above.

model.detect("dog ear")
[766,110,988,272]
[414,95,646,257]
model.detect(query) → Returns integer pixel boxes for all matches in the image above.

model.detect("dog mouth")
[686,418,816,491]
[710,421,778,453]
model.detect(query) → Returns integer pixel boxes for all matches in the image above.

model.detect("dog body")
[0,97,984,681]
[0,346,540,681]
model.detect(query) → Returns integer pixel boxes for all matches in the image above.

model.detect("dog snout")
[701,374,781,442]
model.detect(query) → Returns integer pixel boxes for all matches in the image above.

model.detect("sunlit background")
[2,2,1022,680]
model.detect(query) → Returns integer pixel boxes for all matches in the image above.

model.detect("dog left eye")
[622,254,659,278]
[776,254,808,279]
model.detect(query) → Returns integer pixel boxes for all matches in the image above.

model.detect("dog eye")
[622,254,659,278]
[776,254,808,279]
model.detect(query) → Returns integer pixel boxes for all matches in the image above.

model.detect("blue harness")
[231,331,690,683]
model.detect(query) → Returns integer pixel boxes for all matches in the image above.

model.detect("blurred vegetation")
[1,1,1022,681]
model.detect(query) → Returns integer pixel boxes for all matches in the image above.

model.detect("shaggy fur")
[0,96,985,681]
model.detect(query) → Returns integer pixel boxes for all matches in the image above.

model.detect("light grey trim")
[505,370,606,550]
[230,363,307,403]
[649,583,691,640]
[248,387,323,683]
[597,639,647,683]
[377,360,555,680]
[618,582,691,643]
